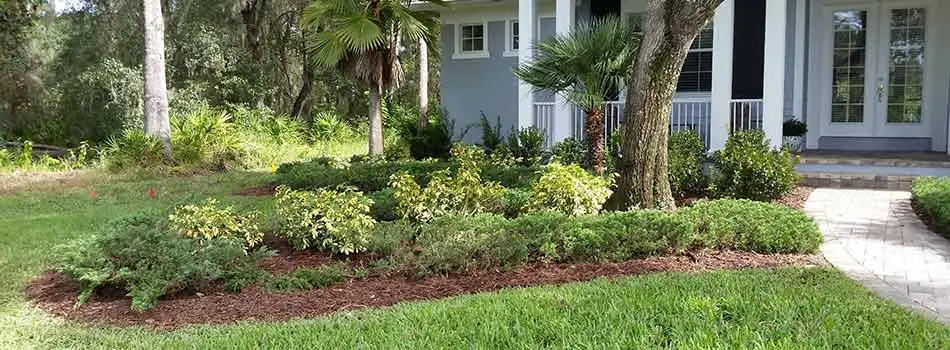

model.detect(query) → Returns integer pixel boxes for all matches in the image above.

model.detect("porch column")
[709,0,735,151]
[763,0,789,149]
[517,0,538,131]
[552,0,575,142]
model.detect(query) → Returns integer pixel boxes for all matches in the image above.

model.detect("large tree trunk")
[606,0,718,211]
[143,0,172,157]
[586,108,606,175]
[368,82,384,156]
[418,38,429,129]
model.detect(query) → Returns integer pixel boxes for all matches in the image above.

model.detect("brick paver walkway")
[805,188,950,324]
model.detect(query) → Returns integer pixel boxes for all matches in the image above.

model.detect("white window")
[678,23,714,93]
[454,22,489,59]
[504,20,519,56]
[627,13,713,93]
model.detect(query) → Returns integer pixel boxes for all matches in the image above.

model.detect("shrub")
[403,107,456,160]
[501,188,531,218]
[403,214,521,274]
[783,119,808,136]
[54,214,273,311]
[389,145,506,221]
[668,131,707,198]
[101,129,167,171]
[912,177,950,238]
[274,186,376,254]
[679,199,822,253]
[478,114,504,154]
[310,111,353,142]
[525,164,613,216]
[368,188,399,221]
[171,108,245,169]
[57,58,143,144]
[168,198,264,248]
[551,137,587,167]
[509,126,546,166]
[367,220,416,257]
[266,264,350,292]
[712,130,798,201]
[555,211,694,262]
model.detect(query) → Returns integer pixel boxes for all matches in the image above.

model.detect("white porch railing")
[533,102,556,148]
[729,99,764,132]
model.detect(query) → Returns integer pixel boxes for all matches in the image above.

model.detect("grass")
[0,171,948,349]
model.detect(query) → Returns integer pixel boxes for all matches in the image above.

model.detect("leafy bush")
[276,158,542,192]
[912,177,950,239]
[712,130,798,201]
[389,145,506,221]
[679,199,822,253]
[171,107,245,170]
[168,198,264,248]
[266,264,350,292]
[403,108,456,160]
[402,214,520,274]
[555,210,694,262]
[368,188,399,221]
[478,114,504,154]
[509,126,546,166]
[551,137,587,167]
[783,119,807,136]
[668,131,707,198]
[101,129,167,171]
[54,214,273,311]
[525,164,613,216]
[310,111,353,142]
[274,186,376,254]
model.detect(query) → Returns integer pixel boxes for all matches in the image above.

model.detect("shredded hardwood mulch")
[27,251,818,330]
[773,186,814,210]
[233,184,276,197]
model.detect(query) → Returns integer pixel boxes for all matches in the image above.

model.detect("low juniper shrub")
[679,199,822,253]
[911,177,950,239]
[266,264,351,292]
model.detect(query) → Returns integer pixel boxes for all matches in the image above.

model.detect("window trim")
[503,19,519,57]
[454,21,489,59]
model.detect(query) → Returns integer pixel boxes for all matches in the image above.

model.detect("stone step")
[796,163,950,190]
[797,153,950,168]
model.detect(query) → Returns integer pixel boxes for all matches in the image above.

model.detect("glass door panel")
[830,10,869,124]
[885,8,926,124]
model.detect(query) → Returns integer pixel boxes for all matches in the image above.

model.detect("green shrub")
[509,126,546,166]
[274,186,376,254]
[389,145,506,221]
[501,188,531,218]
[478,114,504,154]
[668,131,707,198]
[168,198,264,248]
[309,111,353,142]
[555,211,694,262]
[525,164,613,216]
[368,188,399,221]
[171,108,245,170]
[101,129,167,171]
[401,107,456,160]
[403,214,522,274]
[266,264,350,292]
[551,137,587,167]
[783,119,808,136]
[912,177,950,238]
[712,130,798,201]
[679,199,822,253]
[367,220,416,257]
[54,214,273,311]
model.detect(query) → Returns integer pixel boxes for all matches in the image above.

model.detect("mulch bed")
[774,186,814,210]
[27,250,818,330]
[234,184,276,197]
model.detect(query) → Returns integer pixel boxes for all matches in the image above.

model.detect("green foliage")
[56,58,144,144]
[402,214,517,274]
[551,137,587,167]
[403,107,457,160]
[54,214,273,311]
[168,198,264,248]
[713,130,799,201]
[101,129,167,171]
[525,164,613,216]
[171,108,244,169]
[508,126,546,166]
[783,119,808,136]
[668,131,707,198]
[276,158,541,192]
[274,186,376,254]
[390,144,506,221]
[310,111,354,142]
[478,114,504,153]
[266,264,351,292]
[912,177,950,239]
[679,199,823,253]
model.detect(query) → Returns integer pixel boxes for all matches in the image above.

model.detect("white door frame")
[808,0,941,143]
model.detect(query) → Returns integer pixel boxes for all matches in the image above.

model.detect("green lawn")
[1,171,948,349]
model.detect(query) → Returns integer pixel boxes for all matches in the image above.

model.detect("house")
[424,0,950,153]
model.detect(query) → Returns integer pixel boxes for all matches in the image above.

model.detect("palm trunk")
[368,82,384,156]
[418,38,429,129]
[606,0,718,211]
[143,0,172,158]
[586,108,606,175]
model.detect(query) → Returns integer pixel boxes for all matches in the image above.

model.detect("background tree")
[417,37,429,129]
[606,0,720,210]
[143,0,171,156]
[301,0,442,156]
[515,16,638,175]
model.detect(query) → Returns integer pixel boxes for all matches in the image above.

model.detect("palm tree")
[515,16,638,175]
[301,0,442,156]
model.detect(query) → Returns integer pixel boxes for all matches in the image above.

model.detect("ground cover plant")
[912,176,950,239]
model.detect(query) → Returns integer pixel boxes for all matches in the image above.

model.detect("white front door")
[819,1,933,138]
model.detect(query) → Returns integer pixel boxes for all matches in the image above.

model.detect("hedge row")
[912,177,950,239]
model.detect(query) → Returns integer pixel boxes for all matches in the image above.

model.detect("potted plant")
[782,119,807,153]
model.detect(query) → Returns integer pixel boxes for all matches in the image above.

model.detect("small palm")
[515,16,639,174]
